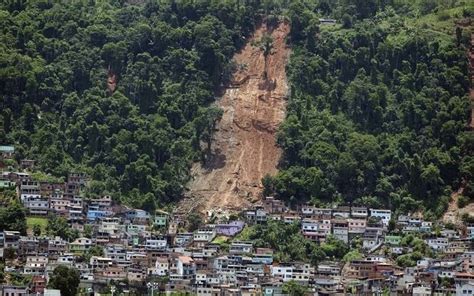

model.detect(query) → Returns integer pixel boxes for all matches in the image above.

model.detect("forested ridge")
[1,0,473,218]
[0,0,265,209]
[264,0,474,218]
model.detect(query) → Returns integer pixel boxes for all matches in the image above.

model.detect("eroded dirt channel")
[178,21,290,215]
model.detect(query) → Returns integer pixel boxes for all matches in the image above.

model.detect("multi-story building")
[332,219,349,243]
[369,209,392,226]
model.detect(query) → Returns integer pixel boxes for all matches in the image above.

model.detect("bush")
[396,254,416,267]
[419,0,437,14]
[461,213,474,224]
[457,195,470,208]
[342,14,353,28]
[437,11,450,21]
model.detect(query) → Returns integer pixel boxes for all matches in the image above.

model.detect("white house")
[467,225,474,239]
[369,209,392,226]
[302,219,319,232]
[351,207,368,218]
[412,285,431,296]
[149,257,169,276]
[426,237,449,251]
[456,282,474,296]
[229,241,253,254]
[176,256,195,279]
[24,255,48,274]
[193,229,216,247]
[145,238,167,250]
[271,265,293,282]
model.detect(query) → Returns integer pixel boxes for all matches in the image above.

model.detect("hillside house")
[20,159,35,170]
[69,237,92,253]
[0,145,15,158]
[348,218,367,238]
[215,220,245,236]
[0,285,28,296]
[154,210,169,227]
[68,172,88,186]
[4,231,21,249]
[229,242,253,255]
[467,225,474,239]
[369,209,392,226]
[30,275,46,294]
[176,256,196,279]
[18,237,39,258]
[145,238,168,250]
[125,209,151,223]
[50,197,70,215]
[89,256,113,270]
[87,205,108,221]
[302,219,319,242]
[103,244,128,266]
[193,229,216,248]
[20,180,40,202]
[426,238,449,251]
[174,233,193,247]
[333,206,350,218]
[252,248,273,265]
[24,255,48,275]
[244,207,267,224]
[351,207,368,218]
[0,179,15,189]
[24,197,49,216]
[385,235,401,246]
[283,213,301,224]
[263,196,286,213]
[332,219,349,243]
[149,257,169,276]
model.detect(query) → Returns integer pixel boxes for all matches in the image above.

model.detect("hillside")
[263,0,474,219]
[0,1,263,209]
[179,21,290,214]
[0,0,473,220]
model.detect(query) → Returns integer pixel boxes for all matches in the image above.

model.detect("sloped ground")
[178,22,290,215]
[443,31,474,225]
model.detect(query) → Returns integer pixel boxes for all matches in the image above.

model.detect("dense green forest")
[0,0,266,209]
[1,0,473,217]
[264,0,474,218]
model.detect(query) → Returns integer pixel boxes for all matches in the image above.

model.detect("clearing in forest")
[178,21,290,215]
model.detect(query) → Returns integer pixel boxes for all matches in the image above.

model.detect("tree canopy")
[264,0,473,217]
[0,1,263,207]
[48,265,80,296]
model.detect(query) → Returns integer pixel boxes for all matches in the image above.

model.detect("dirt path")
[178,21,290,215]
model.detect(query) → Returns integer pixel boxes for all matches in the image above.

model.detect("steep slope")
[443,31,474,225]
[179,21,290,214]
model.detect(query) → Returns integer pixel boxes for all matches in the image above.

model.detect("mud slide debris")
[178,21,290,215]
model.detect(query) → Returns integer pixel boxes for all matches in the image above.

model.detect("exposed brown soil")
[178,21,290,215]
[442,181,474,227]
[107,67,117,94]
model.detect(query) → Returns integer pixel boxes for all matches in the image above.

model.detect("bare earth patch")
[178,22,290,215]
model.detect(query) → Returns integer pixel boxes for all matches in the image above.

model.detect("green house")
[385,235,401,246]
[154,210,169,227]
[0,180,15,188]
[0,146,15,157]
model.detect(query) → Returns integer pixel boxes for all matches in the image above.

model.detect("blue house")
[125,209,151,221]
[87,205,107,221]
